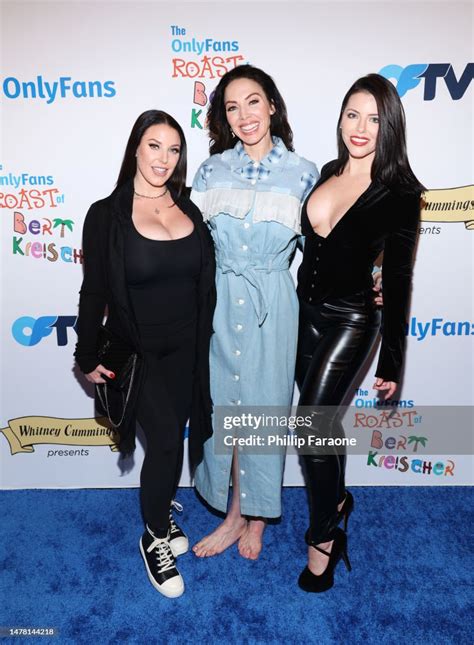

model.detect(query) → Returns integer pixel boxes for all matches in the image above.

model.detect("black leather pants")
[295,292,381,543]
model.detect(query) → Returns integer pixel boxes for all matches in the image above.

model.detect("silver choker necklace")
[133,186,168,199]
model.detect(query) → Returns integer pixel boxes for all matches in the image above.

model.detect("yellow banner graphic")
[421,185,474,228]
[0,416,120,455]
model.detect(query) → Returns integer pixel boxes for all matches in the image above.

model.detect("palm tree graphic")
[408,436,428,452]
[53,218,74,238]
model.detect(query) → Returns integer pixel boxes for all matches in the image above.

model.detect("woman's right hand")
[372,270,383,307]
[85,364,116,384]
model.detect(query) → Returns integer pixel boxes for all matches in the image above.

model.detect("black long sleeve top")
[74,180,216,465]
[297,161,420,383]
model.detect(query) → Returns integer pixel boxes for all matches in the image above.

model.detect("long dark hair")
[333,74,424,193]
[207,65,294,155]
[116,110,187,196]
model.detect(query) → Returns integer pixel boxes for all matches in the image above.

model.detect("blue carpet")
[1,487,472,644]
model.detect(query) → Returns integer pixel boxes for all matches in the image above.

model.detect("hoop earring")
[230,128,235,138]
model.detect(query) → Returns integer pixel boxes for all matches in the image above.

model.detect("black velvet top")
[297,161,420,383]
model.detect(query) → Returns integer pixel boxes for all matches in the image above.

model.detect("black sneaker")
[139,526,184,598]
[169,500,189,557]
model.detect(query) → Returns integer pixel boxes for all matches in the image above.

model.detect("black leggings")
[295,293,380,543]
[136,320,196,538]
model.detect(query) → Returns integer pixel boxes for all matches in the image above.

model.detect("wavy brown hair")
[207,65,294,155]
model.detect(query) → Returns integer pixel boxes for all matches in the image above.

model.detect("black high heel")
[298,527,351,593]
[337,490,354,532]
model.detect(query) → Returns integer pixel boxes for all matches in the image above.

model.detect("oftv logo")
[379,63,473,99]
[12,316,77,346]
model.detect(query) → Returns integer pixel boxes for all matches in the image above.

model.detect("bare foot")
[308,540,333,576]
[192,516,248,557]
[238,519,266,560]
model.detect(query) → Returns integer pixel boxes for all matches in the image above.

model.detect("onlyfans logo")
[379,63,473,99]
[2,75,116,104]
[407,317,474,340]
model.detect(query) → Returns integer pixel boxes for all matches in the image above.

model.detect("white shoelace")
[169,517,179,534]
[147,537,175,573]
[170,500,183,535]
[171,500,183,513]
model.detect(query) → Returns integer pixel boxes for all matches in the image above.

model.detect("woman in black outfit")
[74,111,216,598]
[295,74,424,592]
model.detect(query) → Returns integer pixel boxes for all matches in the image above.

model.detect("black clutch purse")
[95,325,139,428]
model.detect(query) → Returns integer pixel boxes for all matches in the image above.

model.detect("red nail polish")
[110,372,115,379]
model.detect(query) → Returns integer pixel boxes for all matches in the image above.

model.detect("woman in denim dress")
[191,65,317,559]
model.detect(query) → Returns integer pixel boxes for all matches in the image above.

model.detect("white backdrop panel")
[1,1,472,488]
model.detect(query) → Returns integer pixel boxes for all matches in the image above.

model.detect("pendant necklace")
[134,186,168,215]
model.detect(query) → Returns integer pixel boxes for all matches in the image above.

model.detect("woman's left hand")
[373,378,397,399]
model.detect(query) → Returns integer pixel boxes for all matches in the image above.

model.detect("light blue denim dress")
[191,138,318,517]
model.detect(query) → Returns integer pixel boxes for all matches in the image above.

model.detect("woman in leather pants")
[295,74,424,592]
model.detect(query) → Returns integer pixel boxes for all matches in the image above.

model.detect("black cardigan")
[297,161,420,383]
[74,180,216,468]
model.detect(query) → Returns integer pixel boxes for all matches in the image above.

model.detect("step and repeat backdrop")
[1,1,473,488]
